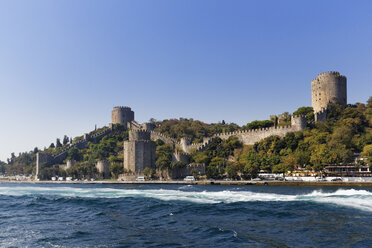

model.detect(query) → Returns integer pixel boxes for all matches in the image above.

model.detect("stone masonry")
[111,106,134,127]
[96,161,111,179]
[123,129,156,173]
[135,115,307,155]
[311,71,347,122]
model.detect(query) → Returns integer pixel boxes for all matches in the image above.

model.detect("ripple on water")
[0,184,371,247]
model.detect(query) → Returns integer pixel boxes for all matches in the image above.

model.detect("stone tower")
[311,71,347,121]
[180,137,192,153]
[123,129,156,173]
[96,161,111,179]
[291,115,307,131]
[111,106,134,126]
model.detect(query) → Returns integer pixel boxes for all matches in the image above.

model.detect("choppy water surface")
[0,184,371,247]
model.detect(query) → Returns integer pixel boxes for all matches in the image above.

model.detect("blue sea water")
[0,184,371,248]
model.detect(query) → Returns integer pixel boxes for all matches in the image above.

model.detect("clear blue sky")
[1,0,371,161]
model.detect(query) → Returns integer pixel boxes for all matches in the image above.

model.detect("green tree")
[190,168,198,178]
[281,155,297,174]
[170,161,186,169]
[225,162,242,180]
[246,120,274,130]
[272,163,287,175]
[206,157,226,178]
[293,106,314,123]
[310,144,330,170]
[143,167,156,179]
[362,144,372,166]
[155,143,173,170]
[66,147,83,161]
[110,163,123,178]
[56,138,62,148]
[63,135,69,145]
[0,161,7,174]
[242,162,259,179]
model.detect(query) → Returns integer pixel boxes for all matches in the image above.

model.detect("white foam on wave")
[298,189,372,212]
[1,186,372,212]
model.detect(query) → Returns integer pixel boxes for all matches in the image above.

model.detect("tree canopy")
[3,97,372,180]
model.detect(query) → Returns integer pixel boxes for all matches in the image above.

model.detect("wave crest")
[1,186,371,212]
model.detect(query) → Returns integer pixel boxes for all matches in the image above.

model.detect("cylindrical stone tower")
[111,106,134,126]
[311,71,347,113]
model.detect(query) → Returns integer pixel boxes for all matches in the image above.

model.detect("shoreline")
[1,180,372,186]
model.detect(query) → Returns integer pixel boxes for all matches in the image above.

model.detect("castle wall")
[142,123,155,131]
[149,116,306,154]
[172,152,190,164]
[215,125,300,144]
[123,141,134,172]
[150,131,179,144]
[315,108,327,122]
[180,116,307,152]
[35,152,54,179]
[130,129,151,141]
[169,163,206,179]
[59,160,74,171]
[180,138,192,153]
[311,71,347,113]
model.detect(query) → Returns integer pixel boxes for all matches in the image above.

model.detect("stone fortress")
[35,71,347,179]
[311,71,347,122]
[120,71,347,175]
[121,113,307,173]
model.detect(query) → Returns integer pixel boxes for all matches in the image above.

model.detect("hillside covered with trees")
[2,97,371,180]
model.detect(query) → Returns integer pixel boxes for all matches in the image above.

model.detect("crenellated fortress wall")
[35,126,113,179]
[138,115,307,154]
[149,130,180,145]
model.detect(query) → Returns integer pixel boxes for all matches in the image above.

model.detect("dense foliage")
[2,151,36,175]
[293,106,315,123]
[152,118,241,143]
[2,124,128,179]
[230,99,372,178]
[3,97,371,180]
[63,124,128,179]
[246,120,274,130]
[190,137,244,179]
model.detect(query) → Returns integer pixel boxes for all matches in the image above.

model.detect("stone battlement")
[311,71,347,117]
[130,129,151,141]
[113,106,132,110]
[214,125,291,137]
[150,131,180,144]
[112,106,134,126]
[313,71,346,81]
[315,108,327,122]
[172,151,190,164]
[151,115,306,154]
[124,131,156,173]
[35,125,114,179]
[174,151,189,156]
